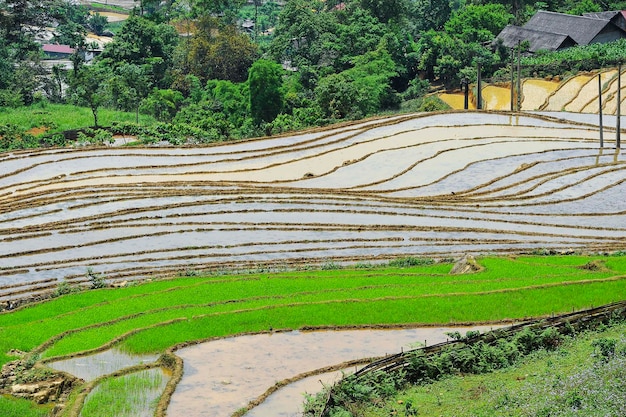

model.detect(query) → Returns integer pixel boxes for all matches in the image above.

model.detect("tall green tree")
[316,47,398,119]
[444,4,513,43]
[109,63,152,123]
[69,63,113,127]
[359,0,409,23]
[98,16,179,87]
[269,0,335,67]
[178,16,258,83]
[249,59,284,125]
[410,0,452,32]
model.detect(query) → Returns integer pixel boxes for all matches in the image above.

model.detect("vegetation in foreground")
[0,395,52,417]
[1,254,626,416]
[347,320,626,417]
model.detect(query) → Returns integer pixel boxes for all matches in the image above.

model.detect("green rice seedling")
[80,369,166,417]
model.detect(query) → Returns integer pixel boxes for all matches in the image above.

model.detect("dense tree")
[192,0,245,22]
[358,0,409,23]
[269,0,335,67]
[109,64,152,123]
[98,16,179,87]
[315,47,398,119]
[69,63,113,127]
[53,21,87,48]
[88,13,109,35]
[249,59,284,125]
[140,89,184,122]
[410,0,452,32]
[566,0,601,15]
[444,4,513,43]
[179,16,258,83]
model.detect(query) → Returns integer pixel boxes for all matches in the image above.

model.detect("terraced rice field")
[1,111,625,303]
[443,67,626,113]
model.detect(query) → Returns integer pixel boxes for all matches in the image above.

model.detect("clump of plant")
[388,257,435,267]
[87,267,107,289]
[52,279,78,297]
[306,323,570,416]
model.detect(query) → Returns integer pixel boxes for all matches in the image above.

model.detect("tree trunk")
[92,106,99,128]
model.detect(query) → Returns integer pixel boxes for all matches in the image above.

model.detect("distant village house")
[496,10,626,53]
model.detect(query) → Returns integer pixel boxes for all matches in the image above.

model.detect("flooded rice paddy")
[442,67,626,113]
[49,326,496,417]
[1,111,625,301]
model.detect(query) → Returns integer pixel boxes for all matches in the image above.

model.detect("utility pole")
[477,61,482,110]
[516,40,522,111]
[617,62,622,149]
[510,48,515,111]
[599,73,604,148]
[462,78,469,110]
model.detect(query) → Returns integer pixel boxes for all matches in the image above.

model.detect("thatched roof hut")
[495,10,626,53]
[524,10,625,45]
[496,25,576,52]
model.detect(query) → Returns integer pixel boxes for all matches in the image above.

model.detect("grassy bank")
[0,395,52,417]
[0,103,156,136]
[358,320,626,417]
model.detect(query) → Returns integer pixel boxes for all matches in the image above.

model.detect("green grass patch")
[1,255,626,366]
[0,395,52,417]
[358,321,626,417]
[0,103,157,135]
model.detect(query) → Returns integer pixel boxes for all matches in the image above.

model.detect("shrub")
[87,267,107,289]
[592,338,617,359]
[53,279,77,297]
[388,257,435,267]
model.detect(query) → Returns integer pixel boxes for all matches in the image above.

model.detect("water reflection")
[48,348,159,381]
[169,326,497,417]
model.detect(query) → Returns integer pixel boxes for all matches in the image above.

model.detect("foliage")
[68,63,113,127]
[52,279,78,298]
[140,89,184,122]
[308,320,600,416]
[0,123,38,151]
[248,59,284,125]
[359,0,410,23]
[88,12,109,36]
[98,16,179,87]
[179,16,258,84]
[357,321,626,417]
[315,47,399,120]
[388,257,435,267]
[516,38,626,78]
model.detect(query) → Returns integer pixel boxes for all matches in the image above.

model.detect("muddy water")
[49,349,160,381]
[439,93,475,110]
[168,326,497,417]
[544,75,594,111]
[568,70,616,113]
[482,86,511,110]
[522,80,559,110]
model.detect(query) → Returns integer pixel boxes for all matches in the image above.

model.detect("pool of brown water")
[168,326,498,417]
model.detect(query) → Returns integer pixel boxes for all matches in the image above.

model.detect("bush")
[53,279,77,297]
[87,267,107,289]
[388,257,435,267]
[592,338,617,359]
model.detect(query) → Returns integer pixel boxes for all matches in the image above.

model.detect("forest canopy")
[2,0,626,148]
